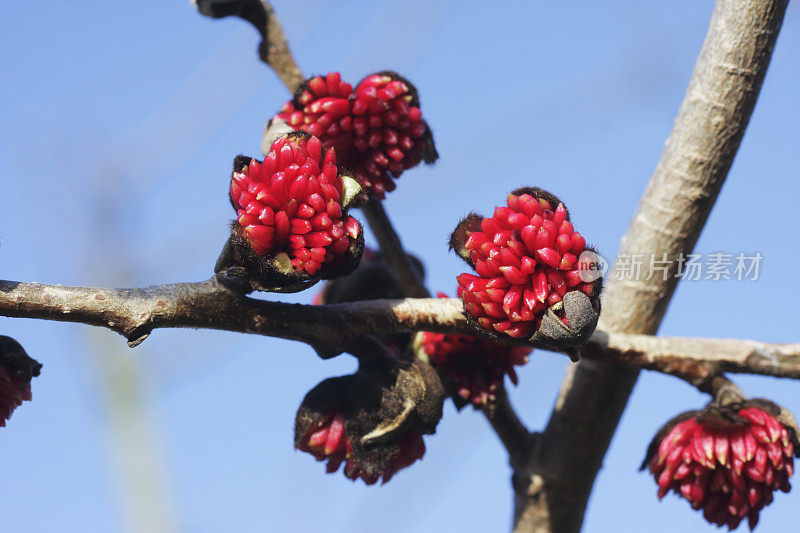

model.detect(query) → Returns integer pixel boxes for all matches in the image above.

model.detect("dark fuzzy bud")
[0,335,42,427]
[295,357,444,484]
[313,248,424,355]
[315,248,424,304]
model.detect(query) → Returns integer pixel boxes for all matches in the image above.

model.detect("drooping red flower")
[644,402,798,530]
[229,132,362,276]
[455,189,600,340]
[419,292,531,407]
[295,359,442,486]
[275,72,354,159]
[298,410,426,485]
[350,72,434,198]
[0,335,41,427]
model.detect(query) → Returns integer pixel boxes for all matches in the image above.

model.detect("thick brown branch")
[2,279,799,381]
[0,278,460,355]
[195,0,303,92]
[517,1,789,531]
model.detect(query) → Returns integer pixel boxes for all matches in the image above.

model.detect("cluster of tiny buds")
[647,404,797,530]
[457,192,595,338]
[276,71,434,199]
[230,134,360,275]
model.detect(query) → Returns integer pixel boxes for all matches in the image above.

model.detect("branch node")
[127,332,151,348]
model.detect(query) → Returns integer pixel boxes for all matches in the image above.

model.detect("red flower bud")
[418,293,531,408]
[643,400,799,530]
[217,132,364,292]
[349,72,437,199]
[275,73,355,161]
[0,336,41,427]
[273,71,437,201]
[450,188,601,356]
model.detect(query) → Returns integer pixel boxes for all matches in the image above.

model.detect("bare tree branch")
[482,386,536,470]
[588,332,800,384]
[195,0,304,92]
[1,279,799,381]
[0,278,461,356]
[513,1,789,531]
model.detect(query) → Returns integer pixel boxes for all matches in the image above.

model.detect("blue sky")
[1,1,799,532]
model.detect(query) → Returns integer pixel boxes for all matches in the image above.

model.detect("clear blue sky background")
[1,2,799,532]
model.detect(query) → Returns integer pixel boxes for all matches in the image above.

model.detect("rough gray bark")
[1,280,799,382]
[511,1,789,531]
[587,332,800,383]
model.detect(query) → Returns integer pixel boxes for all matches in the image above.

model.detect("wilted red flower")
[0,335,41,427]
[295,359,443,486]
[229,132,362,276]
[297,410,425,485]
[419,292,531,407]
[644,402,798,530]
[455,189,600,340]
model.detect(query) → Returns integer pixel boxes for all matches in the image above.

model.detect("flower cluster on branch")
[0,1,795,532]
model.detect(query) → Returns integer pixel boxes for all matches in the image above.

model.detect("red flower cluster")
[0,363,33,427]
[275,72,434,199]
[298,410,425,485]
[230,134,360,275]
[350,73,430,198]
[276,72,354,161]
[420,292,531,406]
[457,192,595,338]
[647,407,796,530]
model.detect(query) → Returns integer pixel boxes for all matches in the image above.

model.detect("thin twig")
[481,387,536,470]
[701,374,745,406]
[195,0,304,92]
[360,198,431,299]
